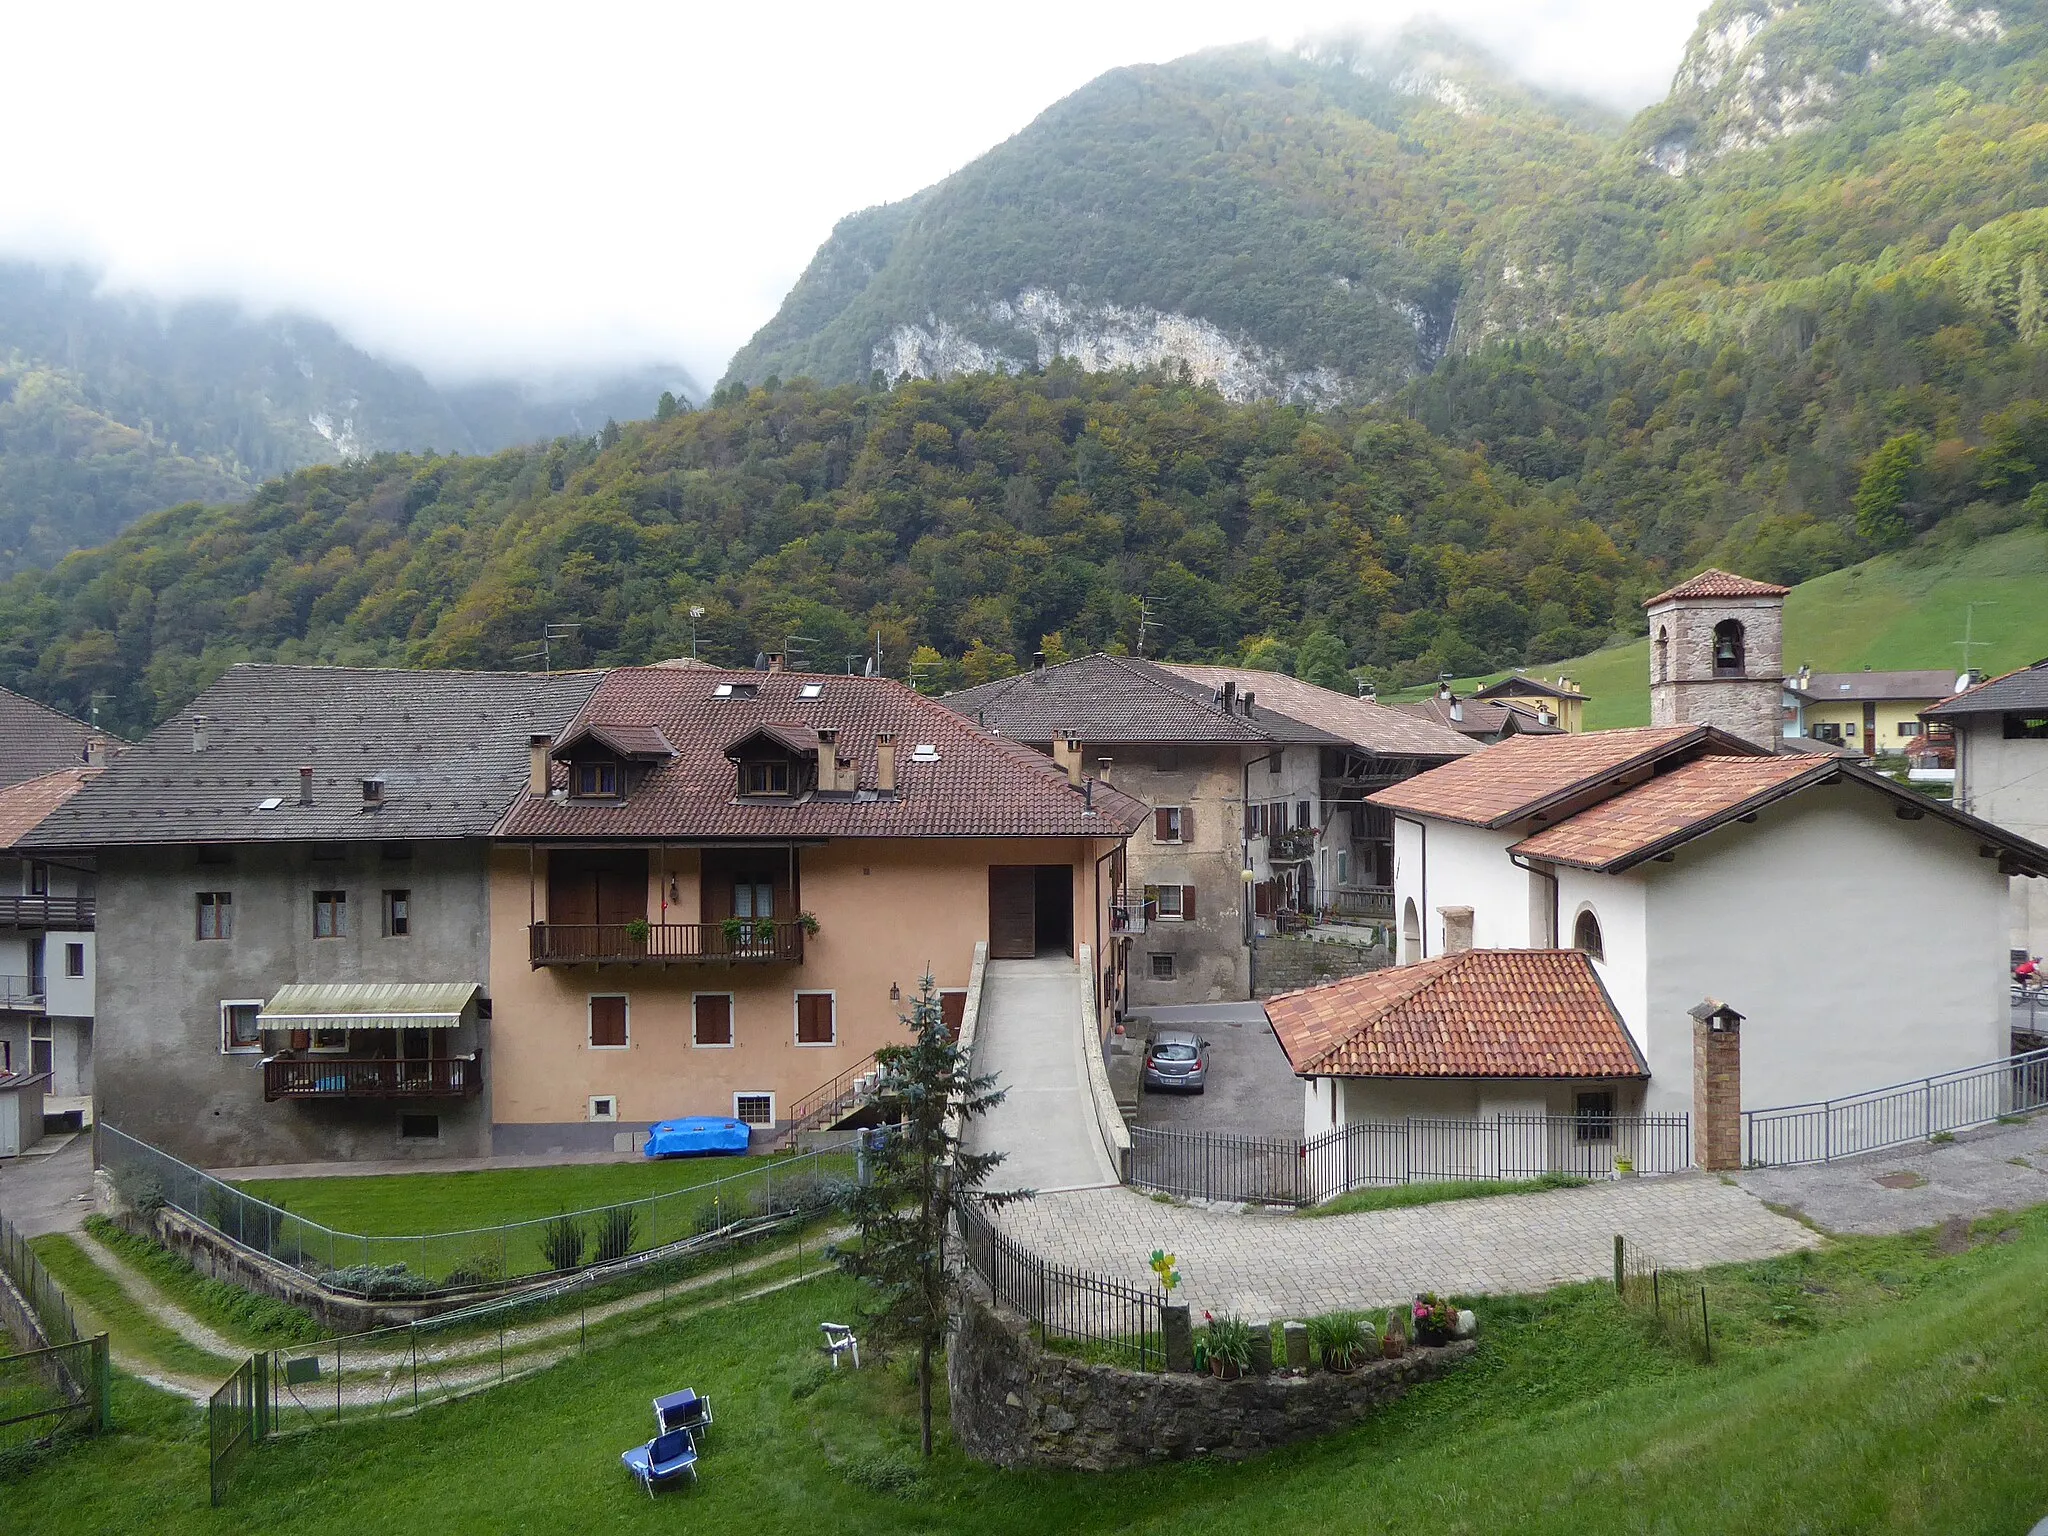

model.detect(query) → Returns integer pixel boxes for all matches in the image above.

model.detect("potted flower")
[796,911,821,936]
[1202,1311,1253,1380]
[1412,1292,1456,1347]
[753,916,778,945]
[1308,1312,1367,1374]
[1613,1156,1636,1179]
[623,916,651,944]
[720,916,748,950]
[1380,1309,1406,1359]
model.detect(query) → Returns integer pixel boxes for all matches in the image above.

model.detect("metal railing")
[1,1209,81,1347]
[1268,830,1316,864]
[528,920,805,965]
[1742,1046,2048,1167]
[208,1353,268,1505]
[263,1053,484,1103]
[956,1200,1162,1370]
[0,974,46,1010]
[1109,900,1150,935]
[1128,1112,1693,1207]
[779,1050,883,1150]
[99,1122,855,1297]
[0,1335,110,1455]
[0,895,94,929]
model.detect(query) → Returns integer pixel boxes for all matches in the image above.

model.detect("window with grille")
[795,992,835,1045]
[1150,952,1176,980]
[196,892,233,940]
[589,995,628,1048]
[313,890,347,938]
[735,1093,773,1127]
[694,993,734,1047]
[1575,1090,1616,1142]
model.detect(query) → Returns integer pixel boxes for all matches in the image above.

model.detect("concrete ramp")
[967,957,1119,1194]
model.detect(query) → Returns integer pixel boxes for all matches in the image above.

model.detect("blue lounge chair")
[653,1389,713,1445]
[621,1427,697,1495]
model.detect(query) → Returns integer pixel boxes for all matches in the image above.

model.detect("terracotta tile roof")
[497,667,1149,841]
[1400,694,1566,739]
[1509,755,1830,871]
[1162,666,1476,758]
[1644,569,1791,605]
[560,722,675,759]
[940,654,1341,746]
[1369,725,1753,828]
[1266,950,1646,1079]
[0,768,99,849]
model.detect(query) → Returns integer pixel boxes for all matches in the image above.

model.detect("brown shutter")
[940,990,967,1041]
[797,993,835,1044]
[988,867,1036,958]
[1154,808,1173,842]
[694,994,732,1046]
[1181,885,1197,922]
[589,996,627,1047]
[1180,806,1193,842]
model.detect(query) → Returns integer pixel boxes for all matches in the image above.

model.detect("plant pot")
[1415,1327,1452,1349]
[1209,1359,1242,1381]
[1322,1355,1358,1376]
[1380,1335,1405,1360]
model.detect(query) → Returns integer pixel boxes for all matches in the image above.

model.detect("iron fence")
[1129,1113,1692,1207]
[208,1352,268,1505]
[0,1210,81,1347]
[1614,1234,1711,1362]
[1742,1045,2048,1167]
[99,1122,856,1298]
[0,1335,109,1455]
[956,1200,1162,1370]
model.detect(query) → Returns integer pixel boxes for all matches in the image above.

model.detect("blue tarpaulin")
[643,1117,754,1158]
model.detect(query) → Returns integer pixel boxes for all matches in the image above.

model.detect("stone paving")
[994,1174,1820,1319]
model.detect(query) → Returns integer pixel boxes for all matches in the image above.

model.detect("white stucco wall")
[1644,781,2010,1118]
[1556,868,1649,1060]
[1390,817,1539,956]
[1953,718,2048,954]
[41,930,93,1017]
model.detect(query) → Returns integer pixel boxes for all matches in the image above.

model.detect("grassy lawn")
[1301,1172,1587,1218]
[1389,525,2048,731]
[29,1234,241,1381]
[9,1209,2048,1532]
[83,1218,322,1349]
[237,1151,832,1236]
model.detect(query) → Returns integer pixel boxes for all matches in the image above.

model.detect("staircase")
[777,1050,888,1150]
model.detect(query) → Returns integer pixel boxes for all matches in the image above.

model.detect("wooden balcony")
[528,921,806,967]
[263,1053,483,1103]
[0,895,93,929]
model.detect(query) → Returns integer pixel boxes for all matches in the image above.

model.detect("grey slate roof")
[1922,659,2048,719]
[21,664,604,849]
[940,654,1343,747]
[1162,665,1475,759]
[0,686,116,788]
[1795,669,1961,703]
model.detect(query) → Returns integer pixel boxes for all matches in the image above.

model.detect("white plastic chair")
[819,1322,860,1369]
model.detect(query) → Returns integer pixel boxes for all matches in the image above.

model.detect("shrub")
[325,1264,434,1299]
[593,1204,640,1264]
[541,1215,585,1272]
[1201,1311,1254,1372]
[442,1251,505,1289]
[1307,1311,1369,1370]
[110,1166,165,1214]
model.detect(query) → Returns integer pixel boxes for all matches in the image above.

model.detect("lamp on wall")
[889,982,901,1002]
[668,877,680,905]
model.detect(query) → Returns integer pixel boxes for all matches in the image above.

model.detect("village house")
[0,764,106,1111]
[1925,658,2048,958]
[1401,683,1569,744]
[1470,674,1590,731]
[488,666,1144,1152]
[22,664,605,1167]
[1785,666,1963,755]
[0,685,108,788]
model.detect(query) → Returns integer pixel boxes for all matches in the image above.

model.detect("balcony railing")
[1268,830,1317,864]
[1110,900,1151,936]
[0,895,94,929]
[528,921,806,967]
[263,1053,484,1103]
[1324,886,1395,924]
[0,975,46,1011]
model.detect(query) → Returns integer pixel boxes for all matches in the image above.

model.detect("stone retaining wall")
[1252,934,1389,998]
[949,1284,1473,1469]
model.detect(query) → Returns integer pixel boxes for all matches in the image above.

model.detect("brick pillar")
[1689,999,1744,1171]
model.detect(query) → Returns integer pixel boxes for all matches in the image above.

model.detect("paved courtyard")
[1735,1111,2048,1234]
[1127,1002,1301,1141]
[993,1174,1819,1318]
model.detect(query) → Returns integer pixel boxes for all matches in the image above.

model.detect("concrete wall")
[95,841,493,1167]
[1648,593,1784,749]
[1953,717,2048,955]
[487,836,1118,1151]
[1643,781,2010,1118]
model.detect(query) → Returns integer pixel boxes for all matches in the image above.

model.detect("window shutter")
[1181,885,1197,922]
[1180,806,1193,842]
[797,993,835,1044]
[694,994,732,1046]
[1154,808,1173,842]
[590,996,627,1047]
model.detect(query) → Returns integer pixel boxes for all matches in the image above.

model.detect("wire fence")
[208,1352,267,1505]
[1128,1113,1693,1207]
[0,1210,82,1348]
[955,1199,1162,1371]
[1742,1046,2048,1167]
[99,1122,857,1298]
[1614,1234,1712,1362]
[0,1335,110,1456]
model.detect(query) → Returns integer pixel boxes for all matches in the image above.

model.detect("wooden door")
[988,867,1036,959]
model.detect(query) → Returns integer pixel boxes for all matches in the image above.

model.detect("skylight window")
[800,683,824,699]
[713,683,759,699]
[910,744,939,763]
[257,797,283,811]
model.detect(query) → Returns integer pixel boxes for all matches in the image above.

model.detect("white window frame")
[734,1092,774,1127]
[1154,885,1185,920]
[692,991,736,1049]
[1150,952,1177,980]
[793,989,837,1048]
[220,998,265,1055]
[587,1095,619,1123]
[588,993,631,1050]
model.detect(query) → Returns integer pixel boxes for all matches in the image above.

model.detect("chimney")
[191,715,209,753]
[1222,679,1237,711]
[1689,999,1745,1171]
[767,652,785,673]
[529,734,551,795]
[1450,699,1464,723]
[817,727,855,792]
[1241,690,1255,716]
[875,733,897,794]
[85,737,107,768]
[1437,682,1453,703]
[1440,906,1474,953]
[1032,650,1046,670]
[1051,730,1084,788]
[298,765,314,806]
[1096,755,1113,784]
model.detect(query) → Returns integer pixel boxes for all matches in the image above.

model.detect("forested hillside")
[0,263,698,575]
[0,367,1637,737]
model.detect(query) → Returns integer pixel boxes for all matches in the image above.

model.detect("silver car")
[1142,1029,1209,1093]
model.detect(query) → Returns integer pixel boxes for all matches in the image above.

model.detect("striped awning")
[259,981,479,1031]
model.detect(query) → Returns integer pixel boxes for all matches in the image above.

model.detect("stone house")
[487,666,1144,1152]
[1925,659,2048,957]
[0,766,105,1103]
[23,664,604,1167]
[1646,568,1790,750]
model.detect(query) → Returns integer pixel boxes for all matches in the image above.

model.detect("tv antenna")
[1136,596,1162,658]
[513,622,581,675]
[783,633,821,671]
[1956,602,1998,675]
[688,604,706,659]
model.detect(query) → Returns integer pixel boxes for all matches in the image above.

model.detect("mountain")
[0,262,698,575]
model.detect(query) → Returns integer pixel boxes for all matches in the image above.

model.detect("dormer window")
[742,761,791,796]
[574,762,620,798]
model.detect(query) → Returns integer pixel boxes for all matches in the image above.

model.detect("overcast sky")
[9,0,1706,388]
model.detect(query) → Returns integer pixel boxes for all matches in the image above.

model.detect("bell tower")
[1645,569,1789,750]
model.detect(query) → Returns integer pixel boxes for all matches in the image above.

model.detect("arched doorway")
[1401,897,1421,965]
